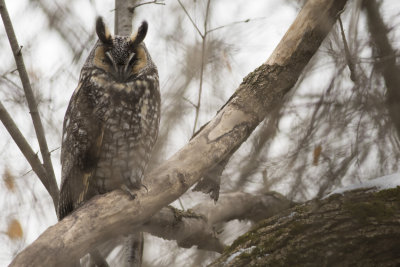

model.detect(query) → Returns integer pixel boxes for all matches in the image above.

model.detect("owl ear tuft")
[131,21,148,46]
[96,16,113,44]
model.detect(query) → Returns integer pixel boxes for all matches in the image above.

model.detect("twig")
[191,0,211,135]
[128,0,165,12]
[0,0,58,207]
[338,15,356,82]
[207,17,266,34]
[49,146,61,154]
[1,72,22,90]
[0,100,58,206]
[177,0,204,38]
[182,96,197,108]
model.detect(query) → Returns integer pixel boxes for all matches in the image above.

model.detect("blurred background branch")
[0,0,58,207]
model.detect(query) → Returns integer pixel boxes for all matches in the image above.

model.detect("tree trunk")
[114,0,138,35]
[210,186,400,266]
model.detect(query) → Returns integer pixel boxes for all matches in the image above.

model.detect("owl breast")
[58,17,160,225]
[86,70,160,193]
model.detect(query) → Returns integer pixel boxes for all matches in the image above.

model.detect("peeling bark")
[9,0,348,266]
[211,187,400,266]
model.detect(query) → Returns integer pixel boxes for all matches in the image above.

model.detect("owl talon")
[141,183,148,193]
[121,185,137,200]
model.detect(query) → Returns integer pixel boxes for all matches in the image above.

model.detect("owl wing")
[58,82,105,220]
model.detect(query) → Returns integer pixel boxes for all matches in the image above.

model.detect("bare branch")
[142,206,224,252]
[207,17,266,34]
[89,191,291,259]
[10,0,348,265]
[128,0,165,12]
[192,191,293,225]
[184,0,211,135]
[338,15,357,81]
[0,0,58,206]
[0,101,56,202]
[182,96,197,109]
[363,0,400,139]
[177,0,204,38]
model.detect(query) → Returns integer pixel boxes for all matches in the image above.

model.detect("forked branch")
[0,0,59,206]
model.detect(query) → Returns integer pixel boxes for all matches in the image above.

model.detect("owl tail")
[125,232,144,267]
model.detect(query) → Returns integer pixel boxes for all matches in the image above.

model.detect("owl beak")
[105,51,132,81]
[116,65,128,81]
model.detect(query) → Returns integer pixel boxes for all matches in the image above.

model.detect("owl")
[57,17,160,222]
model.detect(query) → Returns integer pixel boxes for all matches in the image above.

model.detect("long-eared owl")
[58,17,160,220]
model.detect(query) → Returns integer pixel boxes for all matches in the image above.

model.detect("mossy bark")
[211,187,400,267]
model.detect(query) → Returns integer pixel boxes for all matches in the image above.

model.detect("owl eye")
[103,51,114,64]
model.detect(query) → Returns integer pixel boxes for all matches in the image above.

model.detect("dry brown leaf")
[313,145,322,166]
[3,168,15,192]
[7,219,23,240]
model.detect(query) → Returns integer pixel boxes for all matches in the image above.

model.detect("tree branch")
[192,191,293,225]
[128,0,165,12]
[142,206,224,252]
[0,0,59,206]
[143,192,292,252]
[338,14,357,81]
[82,191,292,260]
[0,101,52,199]
[10,0,348,265]
[363,0,400,139]
[177,0,204,38]
[210,186,400,266]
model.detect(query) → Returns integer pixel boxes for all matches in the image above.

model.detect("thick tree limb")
[210,186,400,266]
[142,206,224,252]
[0,0,58,206]
[192,191,293,225]
[10,0,347,266]
[77,191,293,259]
[79,205,224,261]
[143,192,292,253]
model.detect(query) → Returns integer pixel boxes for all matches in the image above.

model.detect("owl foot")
[141,183,148,193]
[121,185,137,200]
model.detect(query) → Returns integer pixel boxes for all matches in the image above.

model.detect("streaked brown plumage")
[58,16,160,223]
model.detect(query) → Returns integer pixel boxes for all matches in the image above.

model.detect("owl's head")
[90,16,151,81]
